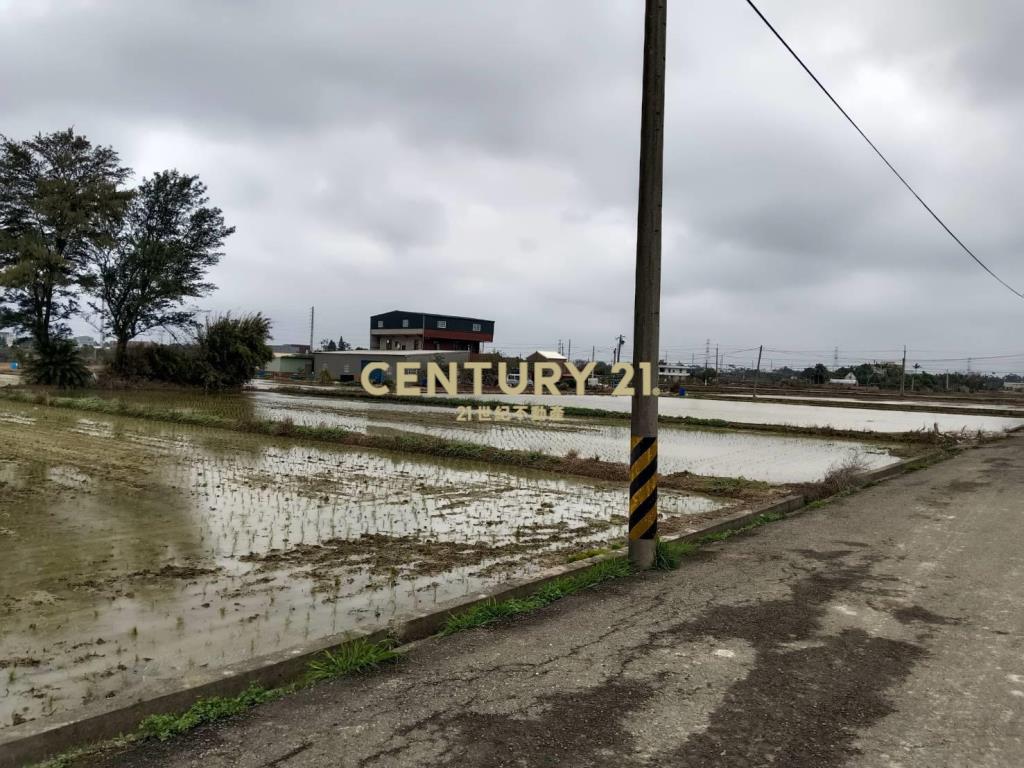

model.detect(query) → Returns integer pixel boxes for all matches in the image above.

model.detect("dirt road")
[83,434,1024,767]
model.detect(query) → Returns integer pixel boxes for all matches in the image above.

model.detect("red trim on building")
[423,330,494,342]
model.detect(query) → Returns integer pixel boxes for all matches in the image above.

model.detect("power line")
[743,0,1024,302]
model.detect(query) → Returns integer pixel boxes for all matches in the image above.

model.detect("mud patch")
[943,479,987,493]
[891,605,961,626]
[436,679,654,768]
[650,557,925,766]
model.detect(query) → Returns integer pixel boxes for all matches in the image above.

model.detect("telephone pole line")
[753,344,763,399]
[900,345,907,397]
[627,0,666,570]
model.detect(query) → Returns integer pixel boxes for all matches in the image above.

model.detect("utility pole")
[753,344,763,398]
[615,334,626,364]
[715,345,719,383]
[567,339,572,360]
[591,345,595,362]
[899,345,906,397]
[309,306,315,352]
[627,0,666,570]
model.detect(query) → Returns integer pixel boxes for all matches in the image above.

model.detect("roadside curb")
[0,452,940,768]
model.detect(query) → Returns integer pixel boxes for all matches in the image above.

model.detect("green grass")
[137,683,282,742]
[304,638,400,682]
[440,557,632,635]
[653,539,698,570]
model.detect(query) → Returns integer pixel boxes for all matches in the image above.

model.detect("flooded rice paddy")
[0,400,726,728]
[438,392,1024,434]
[250,392,899,483]
[711,391,1024,413]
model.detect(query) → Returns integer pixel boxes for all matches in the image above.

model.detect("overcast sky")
[2,0,1022,372]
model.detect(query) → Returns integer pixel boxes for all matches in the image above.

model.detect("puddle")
[0,401,725,729]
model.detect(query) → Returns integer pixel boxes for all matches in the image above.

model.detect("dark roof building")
[370,310,494,353]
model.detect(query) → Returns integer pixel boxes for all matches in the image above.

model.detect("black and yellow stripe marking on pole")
[629,435,658,541]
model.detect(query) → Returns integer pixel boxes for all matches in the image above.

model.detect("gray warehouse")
[312,349,470,383]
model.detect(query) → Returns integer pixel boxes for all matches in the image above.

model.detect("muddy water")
[0,401,724,729]
[249,392,899,483]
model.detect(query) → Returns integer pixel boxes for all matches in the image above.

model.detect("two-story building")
[369,310,494,353]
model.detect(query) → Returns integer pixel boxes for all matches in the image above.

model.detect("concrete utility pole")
[753,344,763,398]
[900,345,907,397]
[627,0,667,570]
[309,306,315,352]
[615,334,626,364]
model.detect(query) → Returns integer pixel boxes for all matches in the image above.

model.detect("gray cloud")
[1,0,1022,371]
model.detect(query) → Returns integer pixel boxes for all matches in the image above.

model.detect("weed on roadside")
[304,638,401,682]
[441,557,632,635]
[137,683,281,742]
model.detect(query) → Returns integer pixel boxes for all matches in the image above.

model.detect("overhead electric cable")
[743,0,1024,301]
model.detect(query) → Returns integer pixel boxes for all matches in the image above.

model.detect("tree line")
[0,129,270,389]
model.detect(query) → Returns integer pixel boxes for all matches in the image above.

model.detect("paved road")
[85,435,1024,768]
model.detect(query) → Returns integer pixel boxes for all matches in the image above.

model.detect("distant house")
[828,372,859,386]
[526,350,571,381]
[1004,382,1024,392]
[659,363,689,383]
[370,310,494,353]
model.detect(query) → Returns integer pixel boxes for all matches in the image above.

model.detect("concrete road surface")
[82,434,1024,768]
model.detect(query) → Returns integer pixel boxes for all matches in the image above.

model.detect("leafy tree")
[321,338,338,351]
[0,129,131,352]
[87,170,233,370]
[195,313,273,391]
[338,336,351,351]
[23,337,92,389]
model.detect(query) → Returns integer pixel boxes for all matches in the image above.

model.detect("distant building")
[659,363,689,382]
[828,372,859,386]
[264,353,313,377]
[271,343,310,354]
[525,350,572,381]
[370,311,494,353]
[313,349,470,383]
[525,350,567,364]
[1004,382,1024,392]
[73,335,98,347]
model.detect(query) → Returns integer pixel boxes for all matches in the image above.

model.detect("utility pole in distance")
[753,344,763,398]
[628,0,667,570]
[900,345,907,397]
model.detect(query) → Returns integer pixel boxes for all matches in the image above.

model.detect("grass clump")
[441,557,632,635]
[653,539,698,570]
[304,638,400,682]
[137,683,281,742]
